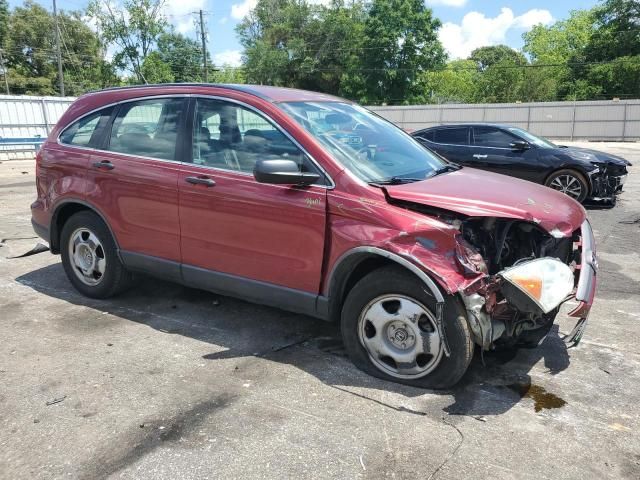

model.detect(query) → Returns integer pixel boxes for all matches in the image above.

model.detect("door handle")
[186,176,216,187]
[472,154,488,159]
[92,160,115,170]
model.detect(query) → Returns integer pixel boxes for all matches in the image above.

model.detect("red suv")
[31,84,597,388]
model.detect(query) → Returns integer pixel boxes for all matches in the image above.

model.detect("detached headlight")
[499,258,574,314]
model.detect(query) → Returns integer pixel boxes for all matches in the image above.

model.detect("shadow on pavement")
[16,262,571,418]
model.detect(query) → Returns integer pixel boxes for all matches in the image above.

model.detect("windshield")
[507,127,557,148]
[279,101,447,183]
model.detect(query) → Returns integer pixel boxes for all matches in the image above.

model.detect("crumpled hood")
[558,146,632,166]
[385,167,586,237]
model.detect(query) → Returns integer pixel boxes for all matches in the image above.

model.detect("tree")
[586,0,640,61]
[88,0,167,83]
[0,0,8,47]
[523,9,597,100]
[467,46,527,103]
[5,1,115,95]
[469,45,526,70]
[360,0,445,104]
[140,51,173,83]
[211,65,246,83]
[417,59,479,103]
[157,31,208,83]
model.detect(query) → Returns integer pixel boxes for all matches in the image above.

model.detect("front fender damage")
[382,213,592,351]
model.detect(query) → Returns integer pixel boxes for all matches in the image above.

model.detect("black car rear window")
[433,127,468,145]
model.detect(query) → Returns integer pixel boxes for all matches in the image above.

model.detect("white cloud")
[218,16,228,25]
[231,0,257,20]
[213,50,243,67]
[426,0,467,7]
[163,0,206,34]
[439,7,554,59]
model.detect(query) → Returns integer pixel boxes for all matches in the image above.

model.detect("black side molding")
[119,250,329,320]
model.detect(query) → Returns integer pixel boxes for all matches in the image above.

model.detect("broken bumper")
[588,166,628,201]
[565,220,597,345]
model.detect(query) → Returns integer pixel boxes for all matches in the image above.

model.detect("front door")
[178,97,328,297]
[471,126,539,180]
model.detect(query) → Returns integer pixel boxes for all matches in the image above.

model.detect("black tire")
[60,210,130,298]
[341,266,474,389]
[544,169,589,203]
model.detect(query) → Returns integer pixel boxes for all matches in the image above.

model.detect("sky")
[10,0,601,67]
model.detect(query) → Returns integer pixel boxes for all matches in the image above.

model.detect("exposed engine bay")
[456,217,579,349]
[391,196,583,350]
[459,218,574,274]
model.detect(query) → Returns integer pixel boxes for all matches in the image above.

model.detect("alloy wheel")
[549,174,583,199]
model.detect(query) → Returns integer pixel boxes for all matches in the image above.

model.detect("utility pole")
[199,9,208,82]
[0,49,9,95]
[52,0,65,96]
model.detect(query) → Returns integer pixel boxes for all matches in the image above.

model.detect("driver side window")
[192,98,324,183]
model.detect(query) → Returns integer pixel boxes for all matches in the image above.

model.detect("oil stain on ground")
[507,381,567,412]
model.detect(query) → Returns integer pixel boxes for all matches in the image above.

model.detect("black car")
[412,123,630,203]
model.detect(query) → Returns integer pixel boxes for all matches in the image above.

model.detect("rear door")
[416,127,473,165]
[86,97,187,277]
[178,97,328,296]
[471,126,539,180]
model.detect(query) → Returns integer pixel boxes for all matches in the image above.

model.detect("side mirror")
[510,140,530,151]
[253,159,320,185]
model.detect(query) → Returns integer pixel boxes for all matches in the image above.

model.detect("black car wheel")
[545,169,588,203]
[341,266,474,389]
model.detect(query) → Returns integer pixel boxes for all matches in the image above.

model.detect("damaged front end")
[454,217,596,350]
[587,163,628,202]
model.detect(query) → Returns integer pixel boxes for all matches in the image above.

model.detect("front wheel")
[341,266,474,389]
[545,169,589,203]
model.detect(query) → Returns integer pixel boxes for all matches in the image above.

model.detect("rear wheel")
[60,211,130,298]
[341,266,474,389]
[545,169,589,203]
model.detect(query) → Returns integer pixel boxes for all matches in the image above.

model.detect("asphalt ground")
[0,142,639,479]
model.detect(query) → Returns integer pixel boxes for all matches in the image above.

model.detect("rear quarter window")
[433,127,469,145]
[59,107,113,147]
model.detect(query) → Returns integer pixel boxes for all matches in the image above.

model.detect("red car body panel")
[383,168,586,237]
[178,165,327,292]
[86,150,182,263]
[31,84,596,322]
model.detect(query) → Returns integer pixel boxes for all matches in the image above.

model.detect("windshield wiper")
[369,176,424,185]
[428,164,461,178]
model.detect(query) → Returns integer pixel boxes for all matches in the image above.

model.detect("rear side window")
[473,127,515,148]
[107,98,186,161]
[59,107,113,147]
[433,127,469,145]
[415,130,435,141]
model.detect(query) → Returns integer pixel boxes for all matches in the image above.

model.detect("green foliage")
[360,0,445,104]
[141,51,173,83]
[157,31,207,83]
[237,0,444,104]
[469,45,526,70]
[586,0,640,61]
[88,0,167,83]
[417,59,479,103]
[0,0,8,47]
[5,0,116,95]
